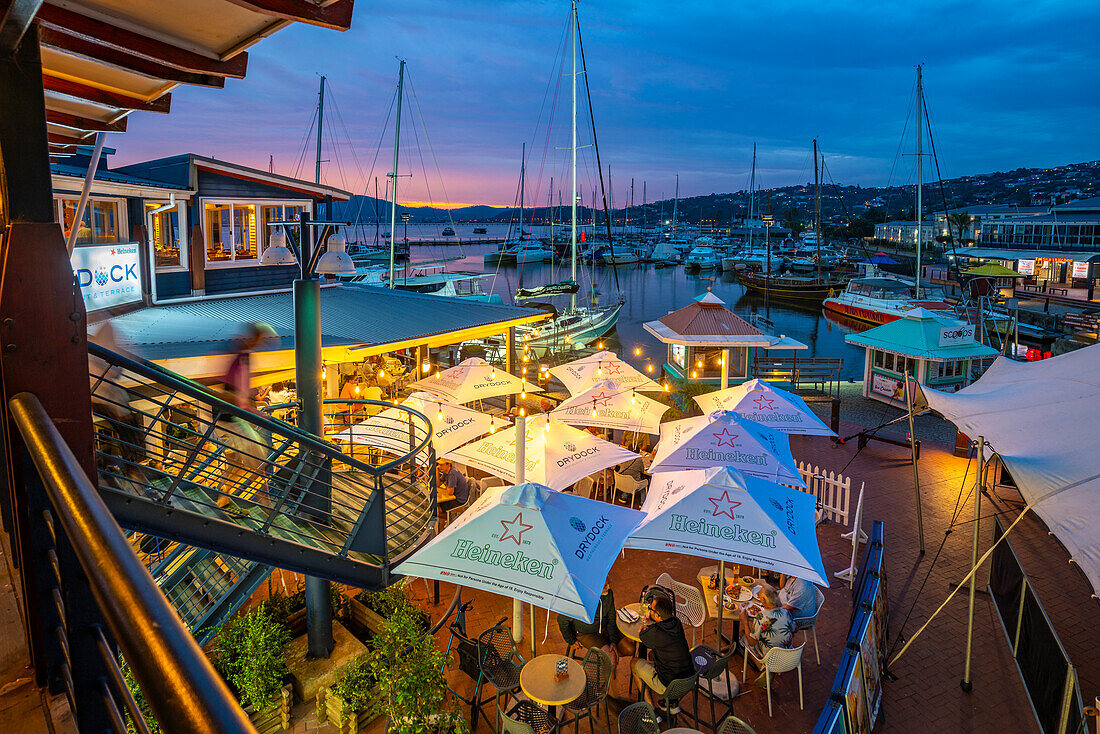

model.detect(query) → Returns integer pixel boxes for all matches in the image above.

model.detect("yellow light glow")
[646,363,654,373]
[634,347,641,356]
[490,369,496,381]
[321,368,326,380]
[354,384,360,395]
[520,391,526,399]
[597,341,604,349]
[544,420,551,433]
[519,407,526,417]
[422,361,431,373]
[663,382,670,392]
[691,370,698,379]
[437,406,444,421]
[696,359,703,369]
[378,368,385,378]
[631,391,637,404]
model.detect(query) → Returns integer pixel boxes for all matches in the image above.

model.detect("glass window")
[233,204,256,260]
[260,205,281,252]
[60,199,93,245]
[206,203,232,262]
[91,201,117,243]
[147,203,182,268]
[59,198,121,245]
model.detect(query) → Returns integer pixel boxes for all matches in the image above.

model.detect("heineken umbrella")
[550,350,663,396]
[394,482,645,622]
[407,357,541,404]
[551,379,670,434]
[962,263,1024,278]
[332,392,508,456]
[626,467,828,586]
[648,411,806,487]
[446,414,639,490]
[693,379,835,436]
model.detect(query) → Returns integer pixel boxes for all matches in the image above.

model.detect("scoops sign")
[70,244,142,311]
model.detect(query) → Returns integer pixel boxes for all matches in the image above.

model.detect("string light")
[696,359,704,369]
[544,419,551,433]
[522,353,529,362]
[354,384,360,395]
[437,404,445,421]
[631,390,637,404]
[519,407,526,417]
[597,341,604,350]
[691,370,698,379]
[646,363,654,373]
[591,400,598,418]
[378,368,385,378]
[663,382,670,392]
[490,368,496,381]
[596,361,603,377]
[321,367,327,380]
[422,361,431,374]
[490,417,496,433]
[634,346,642,356]
[520,390,526,399]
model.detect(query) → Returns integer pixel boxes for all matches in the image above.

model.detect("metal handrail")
[89,342,433,475]
[10,392,255,734]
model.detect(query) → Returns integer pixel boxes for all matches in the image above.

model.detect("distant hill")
[330,160,1100,233]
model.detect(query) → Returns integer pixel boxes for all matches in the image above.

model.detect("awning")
[921,345,1100,595]
[103,283,549,379]
[950,247,1100,262]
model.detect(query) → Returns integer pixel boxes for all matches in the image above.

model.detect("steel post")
[961,436,983,690]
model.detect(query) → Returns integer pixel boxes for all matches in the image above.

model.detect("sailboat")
[824,66,951,324]
[513,0,622,350]
[735,139,850,301]
[485,145,553,264]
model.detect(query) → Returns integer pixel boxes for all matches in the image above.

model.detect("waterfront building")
[642,291,806,386]
[872,220,937,247]
[845,309,999,408]
[933,204,1048,242]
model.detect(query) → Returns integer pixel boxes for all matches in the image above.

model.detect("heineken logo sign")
[668,513,777,548]
[684,447,768,465]
[450,540,557,579]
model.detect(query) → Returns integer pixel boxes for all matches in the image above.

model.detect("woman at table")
[557,584,636,664]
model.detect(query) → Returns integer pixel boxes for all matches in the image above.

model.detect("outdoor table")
[616,602,647,642]
[665,729,706,734]
[697,566,776,647]
[519,654,585,723]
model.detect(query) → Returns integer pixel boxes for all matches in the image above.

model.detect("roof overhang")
[643,319,808,350]
[51,169,195,199]
[951,247,1100,262]
[193,156,353,200]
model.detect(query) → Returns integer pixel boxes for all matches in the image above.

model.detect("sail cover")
[921,345,1100,595]
[515,279,580,300]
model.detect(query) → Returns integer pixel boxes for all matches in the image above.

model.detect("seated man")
[436,458,470,514]
[778,574,818,619]
[557,584,636,664]
[739,586,794,682]
[632,596,694,706]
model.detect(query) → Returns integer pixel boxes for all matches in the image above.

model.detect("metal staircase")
[90,342,438,595]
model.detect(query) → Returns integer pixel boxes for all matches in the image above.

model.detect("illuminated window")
[206,201,309,264]
[146,203,183,268]
[57,198,122,245]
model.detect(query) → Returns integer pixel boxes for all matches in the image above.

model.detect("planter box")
[317,684,383,734]
[242,684,291,734]
[285,606,307,637]
[345,597,387,638]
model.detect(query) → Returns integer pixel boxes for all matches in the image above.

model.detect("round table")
[520,654,585,719]
[664,728,706,734]
[615,602,647,642]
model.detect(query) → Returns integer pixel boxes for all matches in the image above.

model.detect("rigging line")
[886,81,918,190]
[525,17,569,238]
[348,85,398,236]
[292,102,320,181]
[404,71,463,249]
[575,12,620,297]
[326,83,376,209]
[924,97,963,267]
[823,158,873,259]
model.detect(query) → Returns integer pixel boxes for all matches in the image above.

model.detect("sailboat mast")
[519,142,525,240]
[548,175,554,251]
[388,60,405,287]
[315,75,325,184]
[813,138,821,279]
[570,0,578,311]
[672,174,679,233]
[373,176,380,247]
[642,181,647,229]
[749,143,756,248]
[629,178,634,233]
[915,64,923,296]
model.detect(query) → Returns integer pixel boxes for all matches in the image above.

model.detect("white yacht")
[684,246,720,270]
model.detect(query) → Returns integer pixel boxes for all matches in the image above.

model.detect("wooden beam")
[0,24,53,225]
[0,0,44,53]
[38,26,224,88]
[35,3,247,78]
[224,0,354,30]
[45,109,127,133]
[42,73,170,113]
[47,131,90,146]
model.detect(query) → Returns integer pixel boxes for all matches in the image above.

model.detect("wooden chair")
[741,642,805,717]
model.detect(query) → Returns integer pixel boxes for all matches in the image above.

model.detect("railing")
[89,343,437,589]
[989,516,1087,734]
[792,461,853,527]
[9,391,255,733]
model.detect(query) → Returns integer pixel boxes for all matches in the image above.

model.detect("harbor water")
[383,226,873,380]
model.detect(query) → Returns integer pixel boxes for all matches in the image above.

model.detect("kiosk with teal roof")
[845,308,1000,407]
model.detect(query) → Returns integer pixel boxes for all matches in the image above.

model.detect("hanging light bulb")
[354,384,360,395]
[634,346,642,356]
[597,341,605,350]
[719,356,725,366]
[520,390,526,399]
[646,363,655,373]
[437,404,445,422]
[490,368,496,381]
[519,407,526,417]
[321,366,327,380]
[490,417,496,433]
[378,368,385,378]
[591,400,598,418]
[631,390,637,404]
[522,353,529,362]
[663,382,670,392]
[691,370,698,379]
[544,419,551,433]
[422,361,431,374]
[696,359,704,369]
[596,361,603,377]
[435,369,441,378]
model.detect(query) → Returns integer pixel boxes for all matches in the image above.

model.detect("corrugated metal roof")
[51,162,190,191]
[656,297,763,338]
[106,284,546,360]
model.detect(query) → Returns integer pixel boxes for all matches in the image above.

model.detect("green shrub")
[122,661,160,734]
[209,602,290,712]
[328,657,377,721]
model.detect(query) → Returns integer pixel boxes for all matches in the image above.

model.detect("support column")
[961,436,984,691]
[505,327,516,411]
[720,348,730,389]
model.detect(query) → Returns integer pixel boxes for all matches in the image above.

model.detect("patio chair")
[561,646,613,733]
[716,716,759,734]
[441,489,473,526]
[741,642,805,718]
[480,476,507,493]
[654,672,699,726]
[474,624,526,732]
[614,472,648,509]
[790,586,826,665]
[574,475,597,500]
[617,701,661,734]
[656,572,707,646]
[686,645,740,731]
[499,699,554,734]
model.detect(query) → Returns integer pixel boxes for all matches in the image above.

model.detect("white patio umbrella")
[394,482,645,622]
[649,410,806,487]
[406,357,541,404]
[446,414,639,490]
[550,379,670,435]
[627,467,828,585]
[332,392,507,456]
[694,379,836,436]
[549,350,663,396]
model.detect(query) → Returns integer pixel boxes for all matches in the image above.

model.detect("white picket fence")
[789,461,853,527]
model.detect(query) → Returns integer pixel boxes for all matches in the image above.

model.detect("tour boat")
[822,274,952,324]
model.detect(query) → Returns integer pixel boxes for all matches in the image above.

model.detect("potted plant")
[316,658,382,733]
[345,585,425,639]
[366,590,466,734]
[208,602,292,733]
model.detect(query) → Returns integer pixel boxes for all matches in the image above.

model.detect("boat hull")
[822,297,953,325]
[523,304,622,349]
[736,271,847,302]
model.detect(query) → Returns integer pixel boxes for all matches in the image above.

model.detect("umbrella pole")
[961,436,984,692]
[716,560,725,652]
[512,416,526,647]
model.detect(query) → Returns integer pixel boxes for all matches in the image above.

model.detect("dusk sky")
[115,0,1100,207]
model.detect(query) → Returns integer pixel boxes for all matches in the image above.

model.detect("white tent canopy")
[921,345,1100,595]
